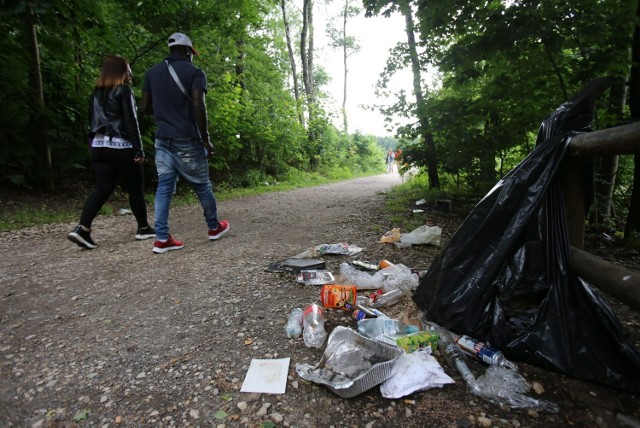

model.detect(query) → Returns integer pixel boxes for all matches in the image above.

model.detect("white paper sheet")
[240,358,290,394]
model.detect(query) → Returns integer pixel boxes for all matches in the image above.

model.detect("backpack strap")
[164,60,193,101]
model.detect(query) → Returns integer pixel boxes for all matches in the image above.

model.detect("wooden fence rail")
[564,120,640,311]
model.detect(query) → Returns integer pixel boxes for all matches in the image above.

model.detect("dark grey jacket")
[88,85,143,156]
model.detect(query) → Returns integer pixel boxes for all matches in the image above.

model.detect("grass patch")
[0,167,384,232]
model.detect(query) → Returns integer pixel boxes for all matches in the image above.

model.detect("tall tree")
[400,0,439,188]
[326,0,361,134]
[281,0,305,126]
[300,0,315,107]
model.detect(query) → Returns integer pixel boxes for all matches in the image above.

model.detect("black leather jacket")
[88,85,143,156]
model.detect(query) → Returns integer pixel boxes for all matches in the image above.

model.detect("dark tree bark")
[281,0,305,126]
[399,0,439,188]
[25,4,54,191]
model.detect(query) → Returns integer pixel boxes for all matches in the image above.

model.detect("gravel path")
[1,173,638,427]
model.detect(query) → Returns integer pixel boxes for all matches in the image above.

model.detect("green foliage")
[2,0,637,233]
[367,0,637,221]
[0,0,380,192]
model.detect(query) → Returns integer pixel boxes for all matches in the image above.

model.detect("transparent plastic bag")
[474,365,559,413]
[400,225,441,245]
[380,264,419,296]
[340,262,383,290]
[340,262,419,294]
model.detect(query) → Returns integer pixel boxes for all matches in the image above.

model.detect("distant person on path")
[141,32,229,254]
[394,148,402,173]
[68,55,156,250]
[386,149,395,174]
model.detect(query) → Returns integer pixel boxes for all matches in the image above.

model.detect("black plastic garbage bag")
[413,86,640,392]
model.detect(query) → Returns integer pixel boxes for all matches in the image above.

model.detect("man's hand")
[204,138,214,156]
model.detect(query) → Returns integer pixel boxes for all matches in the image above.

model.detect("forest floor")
[0,173,639,427]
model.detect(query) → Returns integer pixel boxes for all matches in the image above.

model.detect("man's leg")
[154,139,179,241]
[170,140,220,231]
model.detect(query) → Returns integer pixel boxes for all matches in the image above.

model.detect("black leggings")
[79,147,149,229]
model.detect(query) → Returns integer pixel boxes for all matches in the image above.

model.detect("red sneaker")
[152,235,185,254]
[208,220,230,240]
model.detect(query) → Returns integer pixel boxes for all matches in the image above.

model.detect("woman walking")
[386,149,395,174]
[68,55,155,249]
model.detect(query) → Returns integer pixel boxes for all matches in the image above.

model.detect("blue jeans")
[154,138,219,240]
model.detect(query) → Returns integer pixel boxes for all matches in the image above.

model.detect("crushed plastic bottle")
[357,317,416,341]
[302,303,327,348]
[285,308,304,338]
[432,324,558,412]
[371,289,405,308]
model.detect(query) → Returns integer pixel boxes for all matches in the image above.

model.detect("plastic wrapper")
[296,326,403,398]
[295,243,363,258]
[475,365,559,413]
[296,270,335,285]
[413,80,640,392]
[379,348,454,399]
[379,228,401,243]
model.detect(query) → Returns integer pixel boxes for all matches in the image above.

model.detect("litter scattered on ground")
[259,242,560,413]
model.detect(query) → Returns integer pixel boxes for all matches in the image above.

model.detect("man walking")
[141,32,229,253]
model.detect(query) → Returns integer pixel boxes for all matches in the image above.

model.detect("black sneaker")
[135,226,156,240]
[67,225,97,249]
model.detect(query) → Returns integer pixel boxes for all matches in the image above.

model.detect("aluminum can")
[457,335,505,366]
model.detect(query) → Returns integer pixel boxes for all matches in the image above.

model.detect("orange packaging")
[378,259,395,269]
[320,284,357,310]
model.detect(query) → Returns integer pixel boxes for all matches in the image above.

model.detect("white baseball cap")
[167,32,199,55]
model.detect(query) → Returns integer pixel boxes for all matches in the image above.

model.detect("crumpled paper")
[379,348,454,399]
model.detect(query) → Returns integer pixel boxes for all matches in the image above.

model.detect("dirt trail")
[0,173,638,427]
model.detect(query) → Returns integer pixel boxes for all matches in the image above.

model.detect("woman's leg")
[79,148,117,228]
[117,149,150,228]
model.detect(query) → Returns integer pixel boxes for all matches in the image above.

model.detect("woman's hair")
[95,55,130,88]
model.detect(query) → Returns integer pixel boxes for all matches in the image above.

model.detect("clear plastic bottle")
[285,308,304,338]
[436,327,481,393]
[302,303,327,348]
[371,289,405,308]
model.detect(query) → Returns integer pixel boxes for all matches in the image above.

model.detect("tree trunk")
[591,66,628,226]
[400,1,439,188]
[25,4,54,191]
[301,0,319,167]
[341,1,349,134]
[281,0,305,127]
[626,0,640,243]
[301,0,314,105]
